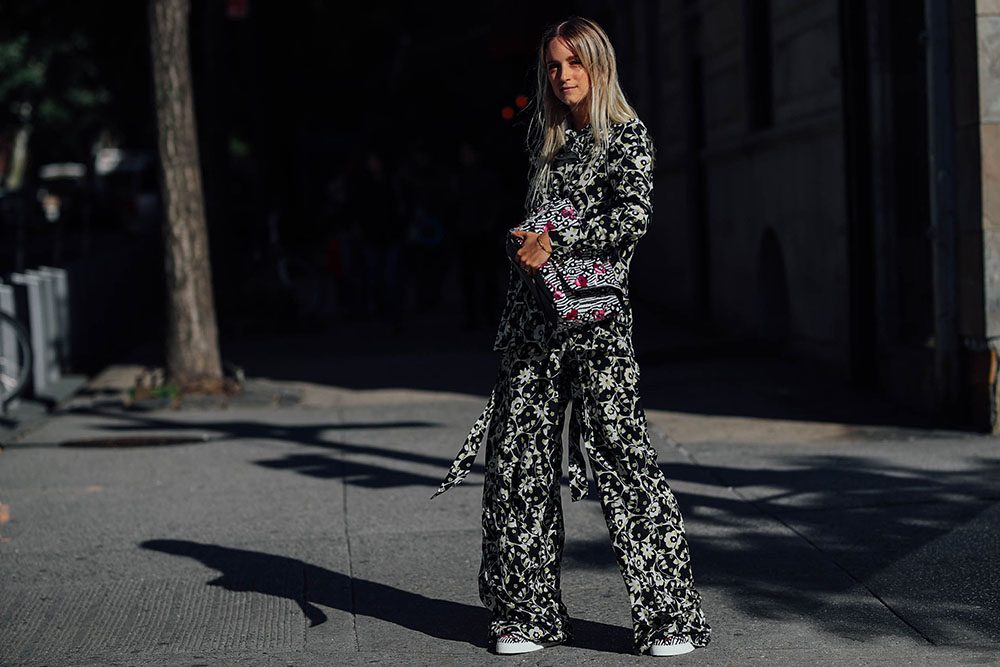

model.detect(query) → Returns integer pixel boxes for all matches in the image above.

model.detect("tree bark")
[147,0,223,389]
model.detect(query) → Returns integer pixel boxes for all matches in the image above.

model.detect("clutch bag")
[506,199,625,332]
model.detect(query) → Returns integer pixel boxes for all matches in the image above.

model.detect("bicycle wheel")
[0,311,32,406]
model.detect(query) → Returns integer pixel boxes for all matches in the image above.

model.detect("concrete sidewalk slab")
[2,355,1000,666]
[655,423,1000,652]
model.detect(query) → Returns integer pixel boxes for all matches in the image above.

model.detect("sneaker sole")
[495,639,559,655]
[650,641,695,656]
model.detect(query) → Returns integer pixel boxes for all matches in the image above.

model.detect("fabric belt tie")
[431,344,594,502]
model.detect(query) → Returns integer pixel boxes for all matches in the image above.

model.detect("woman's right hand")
[510,229,552,274]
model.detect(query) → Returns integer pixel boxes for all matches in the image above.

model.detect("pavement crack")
[341,443,361,651]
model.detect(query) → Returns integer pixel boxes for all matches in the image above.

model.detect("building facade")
[587,0,1000,429]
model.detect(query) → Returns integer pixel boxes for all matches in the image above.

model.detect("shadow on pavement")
[255,452,443,488]
[55,407,484,488]
[648,455,1000,645]
[47,403,1000,646]
[140,539,633,654]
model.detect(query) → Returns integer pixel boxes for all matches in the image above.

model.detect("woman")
[432,16,711,657]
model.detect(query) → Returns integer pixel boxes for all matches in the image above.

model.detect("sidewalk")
[1,309,998,666]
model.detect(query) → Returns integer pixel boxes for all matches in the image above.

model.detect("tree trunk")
[147,0,223,390]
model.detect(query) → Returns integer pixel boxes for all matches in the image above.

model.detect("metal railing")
[0,266,68,405]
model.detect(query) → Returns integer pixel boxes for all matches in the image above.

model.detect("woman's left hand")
[510,230,551,274]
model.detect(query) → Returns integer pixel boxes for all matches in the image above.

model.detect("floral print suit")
[434,117,711,654]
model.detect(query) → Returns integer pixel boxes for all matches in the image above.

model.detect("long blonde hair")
[526,16,636,208]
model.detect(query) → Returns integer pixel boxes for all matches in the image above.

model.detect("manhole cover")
[59,435,212,448]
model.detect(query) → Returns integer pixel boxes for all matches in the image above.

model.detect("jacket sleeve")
[546,119,654,257]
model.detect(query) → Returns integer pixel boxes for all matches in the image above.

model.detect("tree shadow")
[141,539,633,654]
[562,454,1000,645]
[53,407,484,485]
[255,452,445,488]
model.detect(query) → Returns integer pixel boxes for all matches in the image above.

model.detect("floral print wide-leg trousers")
[435,339,712,654]
[490,344,711,654]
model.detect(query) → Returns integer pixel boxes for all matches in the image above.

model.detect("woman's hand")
[510,230,552,274]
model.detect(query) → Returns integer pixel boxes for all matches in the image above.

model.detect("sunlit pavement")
[1,308,998,666]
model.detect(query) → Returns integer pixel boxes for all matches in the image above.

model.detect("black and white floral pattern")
[434,117,711,655]
[493,117,654,356]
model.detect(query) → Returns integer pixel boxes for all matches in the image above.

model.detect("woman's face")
[546,38,590,109]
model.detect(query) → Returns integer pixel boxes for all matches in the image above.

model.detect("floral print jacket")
[494,116,654,356]
[434,117,656,504]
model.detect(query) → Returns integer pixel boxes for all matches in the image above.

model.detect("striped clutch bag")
[506,199,625,332]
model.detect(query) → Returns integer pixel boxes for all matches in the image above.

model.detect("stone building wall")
[961,0,1000,427]
[592,0,995,425]
[618,0,851,368]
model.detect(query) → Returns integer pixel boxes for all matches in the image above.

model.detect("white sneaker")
[494,633,559,655]
[650,636,695,656]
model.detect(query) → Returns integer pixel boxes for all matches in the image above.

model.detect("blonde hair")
[526,16,637,208]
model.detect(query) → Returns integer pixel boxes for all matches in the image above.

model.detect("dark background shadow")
[0,1,946,432]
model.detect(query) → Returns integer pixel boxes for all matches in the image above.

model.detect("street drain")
[60,435,213,448]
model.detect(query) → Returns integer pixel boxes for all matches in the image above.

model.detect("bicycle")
[0,311,32,409]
